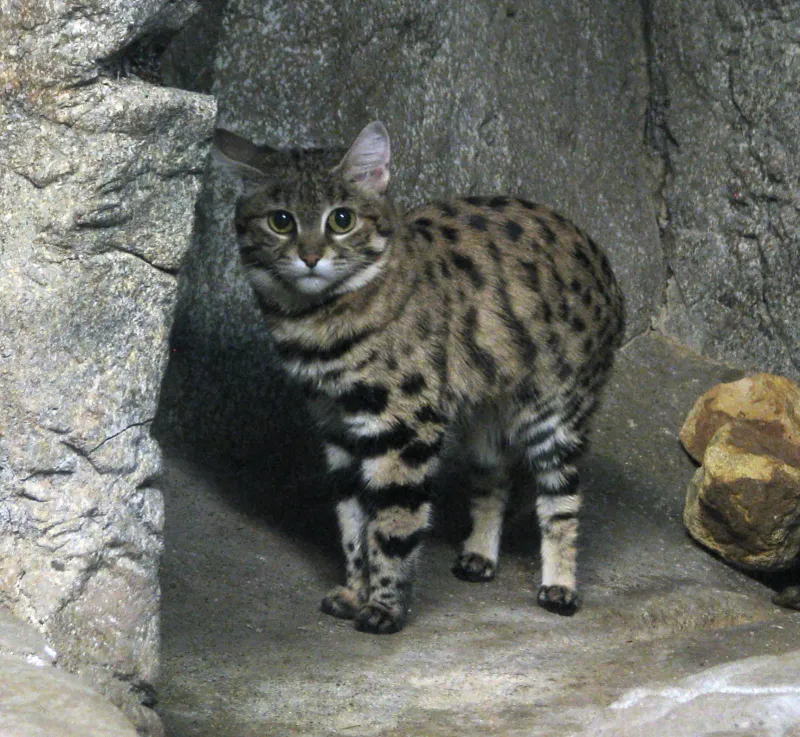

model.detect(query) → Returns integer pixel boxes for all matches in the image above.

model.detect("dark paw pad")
[452,552,497,582]
[320,586,362,620]
[354,603,406,635]
[537,585,579,616]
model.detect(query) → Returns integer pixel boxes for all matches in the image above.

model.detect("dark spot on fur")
[338,383,389,414]
[571,316,587,333]
[450,251,484,288]
[468,214,488,231]
[441,225,460,243]
[415,406,446,424]
[489,196,510,210]
[537,219,557,245]
[375,530,427,558]
[400,437,444,467]
[463,307,497,382]
[400,373,427,395]
[416,227,433,243]
[505,220,524,242]
[519,259,540,291]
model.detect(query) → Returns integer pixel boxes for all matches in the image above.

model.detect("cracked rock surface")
[0,0,216,732]
[649,0,800,381]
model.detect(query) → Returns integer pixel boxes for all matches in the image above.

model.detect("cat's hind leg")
[510,401,587,615]
[452,410,511,582]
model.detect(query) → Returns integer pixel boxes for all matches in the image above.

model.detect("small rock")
[680,373,800,463]
[684,421,800,571]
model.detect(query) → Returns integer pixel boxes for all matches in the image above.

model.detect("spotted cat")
[214,121,625,634]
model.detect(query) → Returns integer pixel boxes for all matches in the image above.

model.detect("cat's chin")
[291,275,335,295]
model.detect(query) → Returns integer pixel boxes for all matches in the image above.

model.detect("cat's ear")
[213,129,272,184]
[334,121,391,195]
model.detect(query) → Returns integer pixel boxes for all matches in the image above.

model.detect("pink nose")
[300,252,322,268]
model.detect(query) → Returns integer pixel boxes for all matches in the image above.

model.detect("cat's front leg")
[320,444,368,620]
[355,437,442,634]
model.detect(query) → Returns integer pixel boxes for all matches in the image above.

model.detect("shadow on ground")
[155,334,800,737]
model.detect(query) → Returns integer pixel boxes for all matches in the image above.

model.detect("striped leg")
[511,403,586,615]
[534,467,582,614]
[355,429,442,634]
[320,443,368,620]
[453,415,510,582]
[358,489,433,633]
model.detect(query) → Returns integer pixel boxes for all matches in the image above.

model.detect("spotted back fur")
[214,121,625,634]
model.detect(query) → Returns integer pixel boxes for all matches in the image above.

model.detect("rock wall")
[649,0,800,381]
[156,0,664,459]
[0,0,216,732]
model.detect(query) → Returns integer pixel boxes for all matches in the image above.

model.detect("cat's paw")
[354,602,407,634]
[451,552,497,582]
[320,586,363,620]
[537,584,579,616]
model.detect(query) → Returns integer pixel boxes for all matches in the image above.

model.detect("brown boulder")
[684,421,800,571]
[680,374,800,463]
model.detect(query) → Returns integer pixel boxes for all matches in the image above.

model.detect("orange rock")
[680,374,800,463]
[683,421,800,571]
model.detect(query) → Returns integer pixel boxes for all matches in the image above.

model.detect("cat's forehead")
[250,148,351,206]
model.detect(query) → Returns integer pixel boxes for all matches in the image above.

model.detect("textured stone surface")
[582,650,800,737]
[0,608,138,737]
[0,0,216,730]
[649,1,800,381]
[680,373,800,463]
[156,0,664,458]
[684,421,800,571]
[0,655,139,737]
[0,0,199,88]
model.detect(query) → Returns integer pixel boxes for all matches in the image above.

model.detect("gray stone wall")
[0,0,216,732]
[648,0,800,380]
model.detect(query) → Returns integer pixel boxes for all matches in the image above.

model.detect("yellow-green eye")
[327,208,356,234]
[267,210,295,234]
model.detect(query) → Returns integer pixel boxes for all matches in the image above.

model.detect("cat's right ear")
[213,129,271,184]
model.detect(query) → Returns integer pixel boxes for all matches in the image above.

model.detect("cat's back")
[401,196,625,384]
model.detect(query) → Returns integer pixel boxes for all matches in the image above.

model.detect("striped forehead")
[259,172,350,211]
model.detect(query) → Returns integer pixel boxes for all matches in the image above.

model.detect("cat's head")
[214,121,396,311]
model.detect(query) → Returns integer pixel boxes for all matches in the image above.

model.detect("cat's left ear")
[334,121,391,195]
[213,128,272,185]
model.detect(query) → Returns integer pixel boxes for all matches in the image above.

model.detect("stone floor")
[156,334,800,737]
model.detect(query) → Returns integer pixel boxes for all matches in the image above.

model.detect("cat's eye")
[267,210,295,234]
[327,208,356,234]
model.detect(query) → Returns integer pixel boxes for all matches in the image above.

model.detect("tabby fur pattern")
[214,121,625,634]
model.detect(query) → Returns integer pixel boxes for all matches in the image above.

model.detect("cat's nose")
[300,252,322,268]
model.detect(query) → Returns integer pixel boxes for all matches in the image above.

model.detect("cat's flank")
[214,121,625,634]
